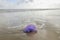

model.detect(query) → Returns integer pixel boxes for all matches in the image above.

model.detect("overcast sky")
[0,0,60,9]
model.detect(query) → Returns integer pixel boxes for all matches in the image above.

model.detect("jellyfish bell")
[23,24,37,36]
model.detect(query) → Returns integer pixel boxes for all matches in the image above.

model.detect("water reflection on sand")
[0,10,60,40]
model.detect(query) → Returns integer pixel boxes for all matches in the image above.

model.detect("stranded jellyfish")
[23,24,37,36]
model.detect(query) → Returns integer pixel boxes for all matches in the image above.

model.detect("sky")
[0,0,60,9]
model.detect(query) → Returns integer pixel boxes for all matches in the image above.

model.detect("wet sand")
[0,22,60,40]
[0,10,60,40]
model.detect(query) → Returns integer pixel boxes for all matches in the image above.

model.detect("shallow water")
[0,10,60,40]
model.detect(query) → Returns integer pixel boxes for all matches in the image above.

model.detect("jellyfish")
[23,24,37,36]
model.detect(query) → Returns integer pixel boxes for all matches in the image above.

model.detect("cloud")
[0,0,60,9]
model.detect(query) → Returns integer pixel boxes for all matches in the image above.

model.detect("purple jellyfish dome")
[23,24,37,33]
